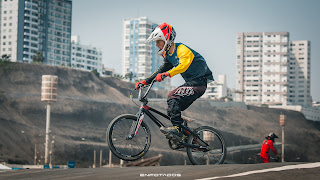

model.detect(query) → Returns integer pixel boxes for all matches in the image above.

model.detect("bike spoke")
[109,117,149,158]
[187,127,226,165]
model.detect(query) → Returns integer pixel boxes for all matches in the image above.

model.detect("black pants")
[167,78,207,126]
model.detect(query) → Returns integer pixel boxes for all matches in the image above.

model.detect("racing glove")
[155,72,169,82]
[135,80,147,89]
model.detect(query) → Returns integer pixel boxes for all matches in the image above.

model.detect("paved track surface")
[1,162,319,180]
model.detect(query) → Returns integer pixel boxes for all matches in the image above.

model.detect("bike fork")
[127,109,145,139]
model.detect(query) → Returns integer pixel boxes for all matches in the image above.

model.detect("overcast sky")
[72,0,320,102]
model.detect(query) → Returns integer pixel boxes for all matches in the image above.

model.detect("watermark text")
[140,173,181,177]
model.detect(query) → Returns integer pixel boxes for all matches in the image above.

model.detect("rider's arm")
[145,58,173,84]
[167,44,194,77]
[268,140,278,156]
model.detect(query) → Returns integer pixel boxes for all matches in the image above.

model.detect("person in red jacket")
[260,132,280,163]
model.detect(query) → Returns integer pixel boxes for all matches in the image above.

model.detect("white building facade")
[71,35,102,74]
[122,17,170,90]
[288,40,312,107]
[101,64,114,77]
[0,0,72,65]
[236,32,311,107]
[203,75,227,99]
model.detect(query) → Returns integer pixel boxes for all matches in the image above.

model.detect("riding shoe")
[160,126,183,141]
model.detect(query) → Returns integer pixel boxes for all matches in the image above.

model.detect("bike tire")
[186,126,226,165]
[107,114,151,161]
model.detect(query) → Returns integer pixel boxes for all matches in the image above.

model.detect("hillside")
[0,62,319,167]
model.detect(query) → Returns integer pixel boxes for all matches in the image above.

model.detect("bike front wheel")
[186,126,226,165]
[107,114,151,161]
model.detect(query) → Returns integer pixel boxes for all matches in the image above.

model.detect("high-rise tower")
[0,0,72,65]
[122,17,170,90]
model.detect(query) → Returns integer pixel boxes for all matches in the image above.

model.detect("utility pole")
[280,114,286,163]
[109,150,112,167]
[100,150,102,167]
[120,159,124,167]
[45,102,51,165]
[34,144,37,165]
[49,140,54,168]
[41,75,58,165]
[93,150,96,168]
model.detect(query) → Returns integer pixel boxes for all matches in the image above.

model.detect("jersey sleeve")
[268,140,278,156]
[168,44,194,77]
[145,57,173,84]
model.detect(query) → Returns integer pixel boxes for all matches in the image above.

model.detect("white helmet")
[147,23,176,57]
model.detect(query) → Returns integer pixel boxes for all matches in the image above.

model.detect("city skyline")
[71,0,319,101]
[236,32,311,107]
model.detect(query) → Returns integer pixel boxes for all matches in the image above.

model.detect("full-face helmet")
[266,132,278,142]
[147,23,176,57]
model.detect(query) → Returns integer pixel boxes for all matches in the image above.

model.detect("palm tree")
[113,74,123,80]
[32,51,44,63]
[91,69,100,77]
[0,54,11,61]
[125,72,136,82]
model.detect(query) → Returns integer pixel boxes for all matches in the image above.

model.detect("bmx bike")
[106,79,227,165]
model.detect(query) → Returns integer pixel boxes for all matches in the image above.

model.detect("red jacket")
[260,139,278,157]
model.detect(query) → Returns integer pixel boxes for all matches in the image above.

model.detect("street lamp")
[20,130,42,166]
[33,133,43,166]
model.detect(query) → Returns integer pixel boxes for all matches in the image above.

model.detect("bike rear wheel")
[107,114,151,161]
[186,126,226,165]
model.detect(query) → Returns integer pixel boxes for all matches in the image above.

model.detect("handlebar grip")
[135,83,145,90]
[135,84,143,90]
[161,74,167,80]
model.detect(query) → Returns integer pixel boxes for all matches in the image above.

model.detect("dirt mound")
[0,62,319,167]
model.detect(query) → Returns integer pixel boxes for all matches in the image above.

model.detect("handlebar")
[137,79,156,101]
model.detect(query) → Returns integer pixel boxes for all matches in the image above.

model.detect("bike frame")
[128,80,209,148]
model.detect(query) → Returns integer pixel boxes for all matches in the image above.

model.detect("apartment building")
[288,40,312,107]
[71,35,102,74]
[236,32,311,107]
[101,65,114,77]
[0,0,72,65]
[122,17,170,90]
[203,75,227,99]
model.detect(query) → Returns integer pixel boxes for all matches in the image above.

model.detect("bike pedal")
[160,127,168,134]
[166,134,182,142]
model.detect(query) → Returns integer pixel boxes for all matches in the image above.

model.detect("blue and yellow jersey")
[146,43,213,84]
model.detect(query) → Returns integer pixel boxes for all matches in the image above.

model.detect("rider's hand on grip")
[155,72,169,82]
[135,80,147,89]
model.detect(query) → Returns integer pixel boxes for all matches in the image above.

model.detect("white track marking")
[196,162,320,180]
